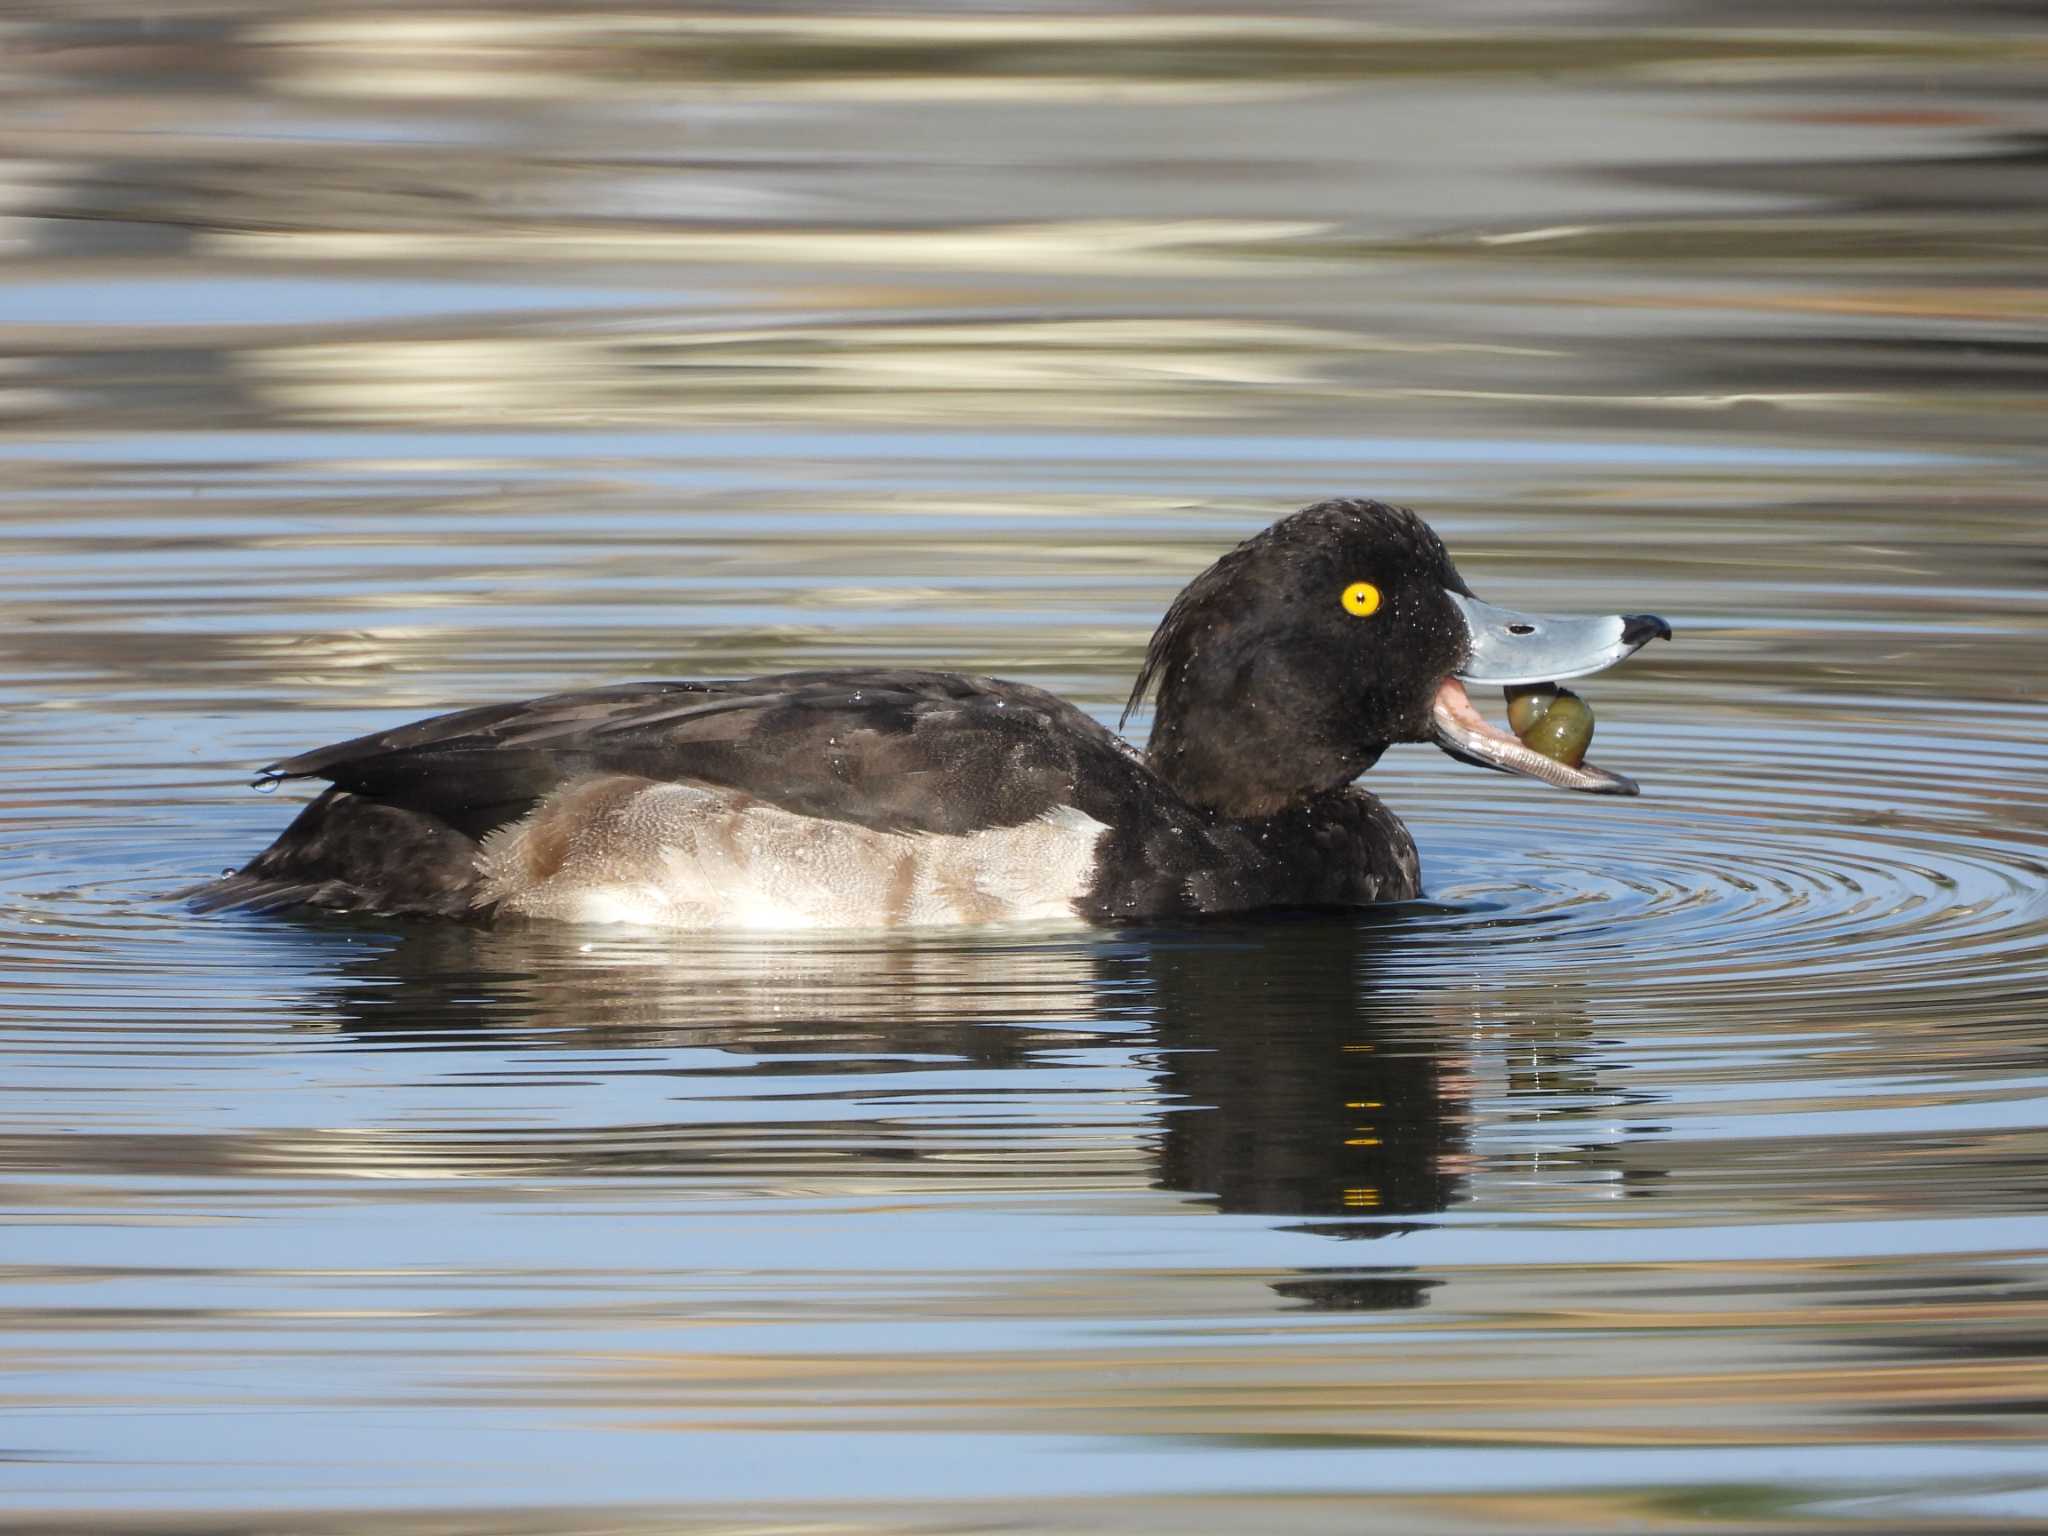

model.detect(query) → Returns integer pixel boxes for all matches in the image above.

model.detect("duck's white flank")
[475,775,1107,930]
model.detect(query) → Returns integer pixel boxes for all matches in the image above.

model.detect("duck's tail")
[186,787,488,919]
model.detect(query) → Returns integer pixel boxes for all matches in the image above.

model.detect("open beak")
[1432,595,1670,796]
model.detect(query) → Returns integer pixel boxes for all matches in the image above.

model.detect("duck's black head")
[1123,499,1670,818]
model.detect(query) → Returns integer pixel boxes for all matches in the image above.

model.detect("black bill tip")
[1621,614,1673,648]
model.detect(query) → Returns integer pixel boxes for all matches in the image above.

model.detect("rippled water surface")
[4,4,2048,1531]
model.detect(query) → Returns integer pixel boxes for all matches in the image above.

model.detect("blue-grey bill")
[1433,599,1670,795]
[1449,594,1669,687]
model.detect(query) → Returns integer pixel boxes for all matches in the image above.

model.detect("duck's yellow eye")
[1341,581,1382,618]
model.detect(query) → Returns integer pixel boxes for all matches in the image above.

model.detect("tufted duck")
[192,499,1670,927]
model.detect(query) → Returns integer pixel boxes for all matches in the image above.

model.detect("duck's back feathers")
[267,670,1129,839]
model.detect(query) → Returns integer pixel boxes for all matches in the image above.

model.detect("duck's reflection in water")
[299,913,1601,1310]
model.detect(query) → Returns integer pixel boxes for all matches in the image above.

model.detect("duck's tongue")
[1429,677,1639,796]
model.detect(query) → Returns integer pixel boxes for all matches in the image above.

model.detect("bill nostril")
[1506,623,1536,635]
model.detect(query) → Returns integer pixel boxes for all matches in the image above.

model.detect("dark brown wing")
[258,669,1140,839]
